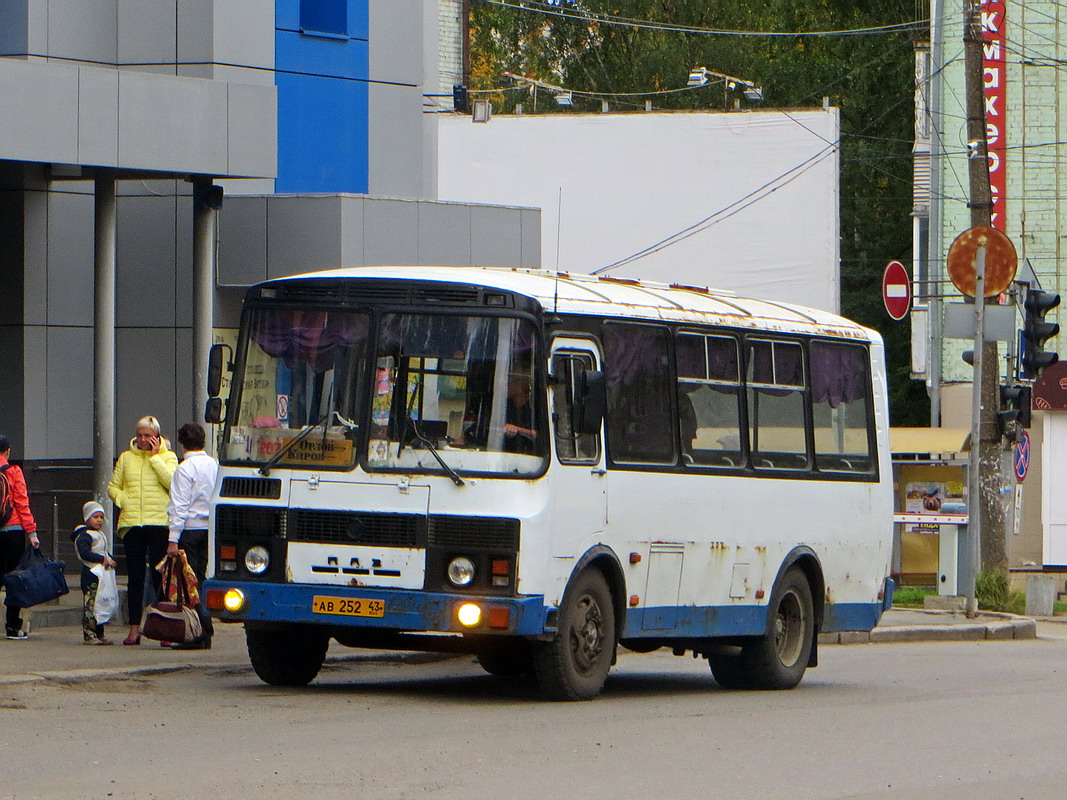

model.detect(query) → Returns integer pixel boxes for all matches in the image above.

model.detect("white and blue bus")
[203,266,894,699]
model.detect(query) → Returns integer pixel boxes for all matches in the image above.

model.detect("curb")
[819,616,1037,645]
[0,650,462,687]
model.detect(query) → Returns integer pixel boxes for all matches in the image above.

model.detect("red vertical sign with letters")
[982,0,1007,232]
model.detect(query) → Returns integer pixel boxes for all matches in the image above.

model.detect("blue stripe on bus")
[621,602,884,639]
[205,580,884,640]
[204,580,550,635]
[820,602,884,633]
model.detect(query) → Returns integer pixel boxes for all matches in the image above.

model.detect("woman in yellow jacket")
[108,415,178,645]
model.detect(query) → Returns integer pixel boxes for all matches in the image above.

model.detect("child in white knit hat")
[70,502,117,644]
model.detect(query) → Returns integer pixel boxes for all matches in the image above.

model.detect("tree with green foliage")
[470,0,931,425]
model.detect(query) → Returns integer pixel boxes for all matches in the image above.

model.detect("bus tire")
[739,567,814,690]
[708,653,753,690]
[477,641,533,678]
[246,626,329,687]
[533,569,616,701]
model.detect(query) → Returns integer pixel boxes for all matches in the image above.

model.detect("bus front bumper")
[203,579,550,636]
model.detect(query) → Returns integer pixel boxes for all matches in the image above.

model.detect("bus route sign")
[1014,429,1031,482]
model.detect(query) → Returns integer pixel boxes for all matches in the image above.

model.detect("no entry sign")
[1014,429,1031,482]
[882,260,911,320]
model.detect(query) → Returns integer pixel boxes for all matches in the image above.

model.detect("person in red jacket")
[0,434,40,639]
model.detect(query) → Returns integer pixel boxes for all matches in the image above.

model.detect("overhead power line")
[477,0,928,38]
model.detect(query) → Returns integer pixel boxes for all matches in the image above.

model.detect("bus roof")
[274,266,878,343]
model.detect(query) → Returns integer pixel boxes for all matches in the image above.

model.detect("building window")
[301,0,348,36]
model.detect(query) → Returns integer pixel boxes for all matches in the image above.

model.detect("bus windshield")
[221,307,545,476]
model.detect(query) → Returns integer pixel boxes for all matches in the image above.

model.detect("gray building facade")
[0,1,537,551]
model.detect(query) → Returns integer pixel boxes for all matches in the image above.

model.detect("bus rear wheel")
[246,626,330,687]
[533,569,616,701]
[709,568,814,690]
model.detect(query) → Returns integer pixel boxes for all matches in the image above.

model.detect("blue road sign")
[1014,429,1031,482]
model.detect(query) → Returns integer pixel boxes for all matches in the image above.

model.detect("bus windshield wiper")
[258,410,332,476]
[404,410,465,487]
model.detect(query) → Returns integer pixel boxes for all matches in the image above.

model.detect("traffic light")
[998,384,1032,438]
[453,84,468,113]
[1021,289,1060,379]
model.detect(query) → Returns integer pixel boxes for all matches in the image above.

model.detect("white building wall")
[438,109,841,312]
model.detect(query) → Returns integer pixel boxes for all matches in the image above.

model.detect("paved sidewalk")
[0,597,1048,686]
[821,607,1040,644]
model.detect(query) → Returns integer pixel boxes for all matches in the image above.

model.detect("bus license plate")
[311,596,386,618]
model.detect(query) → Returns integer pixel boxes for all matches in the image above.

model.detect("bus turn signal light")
[487,606,510,629]
[205,589,226,611]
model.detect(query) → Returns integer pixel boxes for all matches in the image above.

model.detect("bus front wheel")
[533,569,616,701]
[476,641,534,678]
[246,626,329,687]
[709,567,814,690]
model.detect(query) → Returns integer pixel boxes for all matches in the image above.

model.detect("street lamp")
[687,67,763,107]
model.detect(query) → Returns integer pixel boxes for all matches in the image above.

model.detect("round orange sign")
[946,226,1018,298]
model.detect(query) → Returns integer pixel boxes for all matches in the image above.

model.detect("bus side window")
[810,341,874,473]
[676,333,743,468]
[603,323,675,465]
[551,353,600,463]
[746,339,810,470]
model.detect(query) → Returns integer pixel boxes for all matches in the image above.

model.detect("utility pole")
[963,0,1007,583]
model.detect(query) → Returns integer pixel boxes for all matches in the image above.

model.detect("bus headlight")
[457,602,482,627]
[223,588,246,612]
[447,556,476,587]
[244,545,270,575]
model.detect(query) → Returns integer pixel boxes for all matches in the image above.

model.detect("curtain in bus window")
[604,324,674,464]
[378,314,471,358]
[809,341,868,408]
[251,310,369,372]
[746,339,808,469]
[677,333,743,467]
[810,341,872,473]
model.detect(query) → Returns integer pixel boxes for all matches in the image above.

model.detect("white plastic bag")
[91,565,120,625]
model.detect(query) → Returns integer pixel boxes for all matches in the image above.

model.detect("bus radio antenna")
[551,186,563,322]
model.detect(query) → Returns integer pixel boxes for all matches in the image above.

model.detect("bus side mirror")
[576,370,606,435]
[205,397,225,425]
[207,343,232,398]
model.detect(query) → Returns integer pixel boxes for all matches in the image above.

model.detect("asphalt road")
[4,626,1067,800]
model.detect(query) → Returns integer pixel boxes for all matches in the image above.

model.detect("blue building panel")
[276,0,368,40]
[276,71,368,193]
[274,0,370,194]
[275,28,368,78]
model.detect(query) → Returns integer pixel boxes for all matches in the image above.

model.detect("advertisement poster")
[904,481,965,515]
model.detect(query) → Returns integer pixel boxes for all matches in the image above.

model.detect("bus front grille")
[219,477,282,499]
[283,510,520,551]
[290,510,424,548]
[215,505,286,538]
[428,516,520,550]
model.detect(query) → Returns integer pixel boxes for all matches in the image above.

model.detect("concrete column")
[93,172,116,548]
[192,179,219,426]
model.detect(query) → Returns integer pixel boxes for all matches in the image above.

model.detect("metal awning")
[890,427,971,455]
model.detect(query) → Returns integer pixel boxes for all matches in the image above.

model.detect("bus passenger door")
[549,339,607,558]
